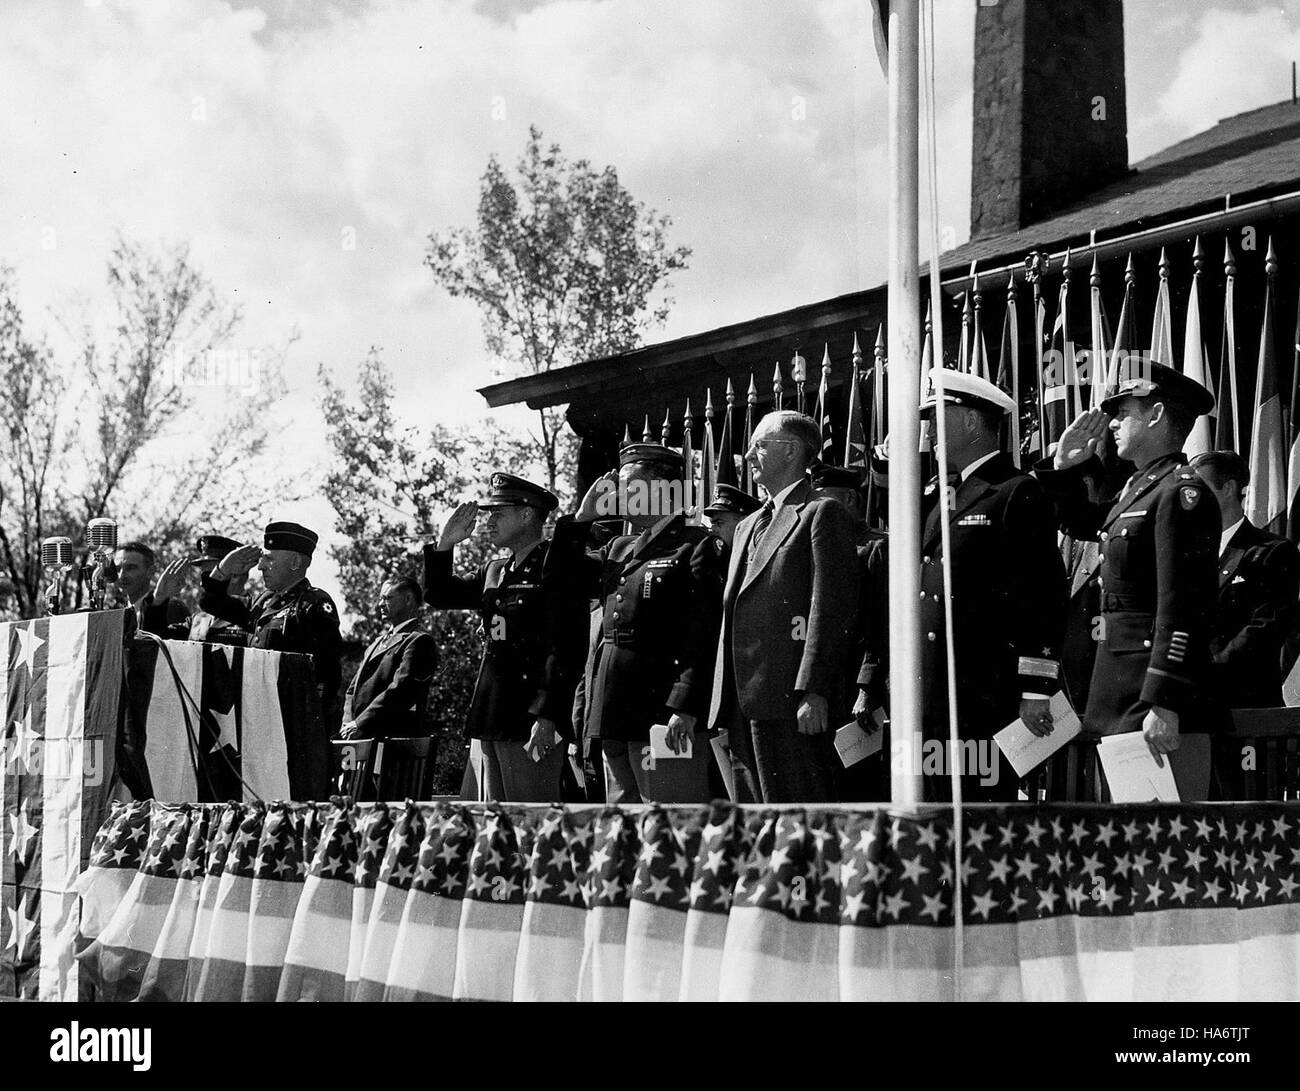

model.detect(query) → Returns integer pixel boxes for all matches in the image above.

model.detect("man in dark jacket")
[708,412,859,804]
[1035,362,1220,758]
[550,444,725,804]
[424,473,587,803]
[918,371,1067,802]
[340,576,438,740]
[1190,450,1300,709]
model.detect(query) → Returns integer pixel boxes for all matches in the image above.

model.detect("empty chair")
[331,737,378,802]
[373,736,438,801]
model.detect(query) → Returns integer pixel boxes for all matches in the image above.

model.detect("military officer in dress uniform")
[200,521,343,798]
[549,443,726,804]
[917,371,1067,803]
[1035,362,1220,760]
[200,522,343,704]
[702,484,762,549]
[423,473,588,803]
[182,534,250,645]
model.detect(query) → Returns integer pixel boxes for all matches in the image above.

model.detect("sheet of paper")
[650,724,692,760]
[993,690,1081,778]
[835,720,883,768]
[1097,731,1180,802]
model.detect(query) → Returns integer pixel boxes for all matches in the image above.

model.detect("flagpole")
[886,0,922,805]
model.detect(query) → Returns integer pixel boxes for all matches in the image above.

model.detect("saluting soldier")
[200,521,343,705]
[423,473,588,803]
[549,443,726,804]
[1036,362,1220,760]
[918,371,1067,803]
[183,534,250,645]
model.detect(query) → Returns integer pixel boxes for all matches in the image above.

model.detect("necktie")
[749,500,775,554]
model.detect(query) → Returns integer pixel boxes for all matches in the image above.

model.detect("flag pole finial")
[1265,235,1279,277]
[1158,246,1171,282]
[1124,251,1136,287]
[1089,250,1101,286]
[746,373,758,404]
[1192,235,1205,275]
[705,388,715,419]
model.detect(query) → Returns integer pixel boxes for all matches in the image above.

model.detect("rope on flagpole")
[920,0,965,1003]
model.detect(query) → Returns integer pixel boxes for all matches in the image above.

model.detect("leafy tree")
[425,125,692,491]
[0,240,294,619]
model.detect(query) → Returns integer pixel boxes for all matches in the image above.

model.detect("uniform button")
[1143,639,1152,649]
[619,578,626,585]
[1100,532,1108,541]
[922,555,931,564]
[932,594,941,602]
[616,594,623,602]
[919,591,926,600]
[926,631,936,642]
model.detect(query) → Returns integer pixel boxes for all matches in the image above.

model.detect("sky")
[3,0,1300,624]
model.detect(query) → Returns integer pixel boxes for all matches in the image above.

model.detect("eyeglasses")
[745,438,799,457]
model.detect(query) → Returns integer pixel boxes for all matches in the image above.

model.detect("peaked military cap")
[919,369,1016,415]
[703,483,762,517]
[1100,360,1215,416]
[479,472,558,512]
[192,534,241,563]
[264,521,318,556]
[809,464,865,491]
[619,443,684,475]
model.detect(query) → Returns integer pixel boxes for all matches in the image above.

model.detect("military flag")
[997,273,1022,466]
[1182,238,1212,458]
[1215,240,1240,453]
[1247,240,1285,535]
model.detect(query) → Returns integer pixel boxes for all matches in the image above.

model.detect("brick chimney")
[970,0,1129,240]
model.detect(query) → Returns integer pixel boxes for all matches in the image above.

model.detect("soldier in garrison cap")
[1036,361,1221,765]
[547,443,726,804]
[702,483,762,550]
[200,521,343,714]
[914,370,1067,803]
[424,473,589,803]
[178,534,251,645]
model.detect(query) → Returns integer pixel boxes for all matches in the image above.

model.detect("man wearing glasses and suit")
[708,411,859,804]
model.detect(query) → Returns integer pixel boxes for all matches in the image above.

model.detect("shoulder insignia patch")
[1179,486,1200,511]
[321,602,334,613]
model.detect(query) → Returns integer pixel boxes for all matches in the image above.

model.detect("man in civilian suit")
[339,576,438,740]
[1189,451,1300,709]
[708,411,859,803]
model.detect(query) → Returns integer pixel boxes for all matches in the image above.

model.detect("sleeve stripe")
[1018,657,1060,679]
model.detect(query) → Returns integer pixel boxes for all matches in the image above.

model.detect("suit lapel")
[1217,521,1257,589]
[741,481,808,591]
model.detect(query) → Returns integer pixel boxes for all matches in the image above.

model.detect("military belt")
[1101,592,1154,613]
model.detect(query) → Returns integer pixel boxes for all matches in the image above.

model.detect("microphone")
[86,518,118,555]
[41,536,74,616]
[41,536,74,569]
